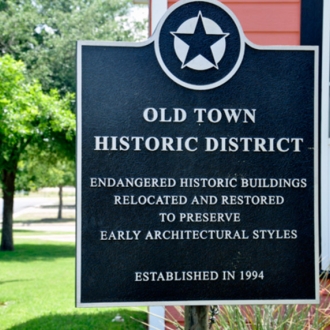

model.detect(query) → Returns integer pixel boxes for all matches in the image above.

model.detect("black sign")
[76,0,319,306]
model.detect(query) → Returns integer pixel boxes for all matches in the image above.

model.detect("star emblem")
[154,0,245,90]
[171,11,229,70]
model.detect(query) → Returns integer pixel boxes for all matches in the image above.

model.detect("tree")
[0,0,146,95]
[0,55,75,251]
[16,151,75,219]
[0,0,146,250]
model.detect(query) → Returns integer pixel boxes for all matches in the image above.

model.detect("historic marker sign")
[76,0,319,306]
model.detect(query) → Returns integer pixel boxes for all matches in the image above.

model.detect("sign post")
[185,306,208,329]
[76,0,319,309]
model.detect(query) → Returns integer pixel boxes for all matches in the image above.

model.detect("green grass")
[0,234,147,330]
[12,229,73,236]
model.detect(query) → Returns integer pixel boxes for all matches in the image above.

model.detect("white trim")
[76,41,83,307]
[148,306,165,329]
[321,0,330,272]
[151,0,167,33]
[76,299,319,308]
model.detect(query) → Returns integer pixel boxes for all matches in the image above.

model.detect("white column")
[149,306,165,329]
[321,0,330,272]
[148,3,168,328]
[151,0,168,33]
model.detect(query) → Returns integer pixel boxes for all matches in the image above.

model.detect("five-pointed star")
[171,12,229,69]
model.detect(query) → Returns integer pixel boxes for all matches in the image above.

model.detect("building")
[135,0,329,328]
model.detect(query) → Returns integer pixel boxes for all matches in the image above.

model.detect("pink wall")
[167,0,301,45]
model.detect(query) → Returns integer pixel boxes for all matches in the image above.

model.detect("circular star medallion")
[154,0,245,90]
[172,11,229,71]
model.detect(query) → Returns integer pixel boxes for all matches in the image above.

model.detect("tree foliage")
[0,54,75,250]
[16,153,75,193]
[0,0,146,250]
[16,152,75,219]
[0,0,146,95]
[0,54,75,170]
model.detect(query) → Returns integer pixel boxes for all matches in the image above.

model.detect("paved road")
[1,196,75,234]
[0,197,57,217]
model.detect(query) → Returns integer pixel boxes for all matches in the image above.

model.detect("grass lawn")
[0,234,147,330]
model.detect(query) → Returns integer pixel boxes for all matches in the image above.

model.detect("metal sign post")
[185,306,209,330]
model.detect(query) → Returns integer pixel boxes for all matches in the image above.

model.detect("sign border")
[76,4,319,306]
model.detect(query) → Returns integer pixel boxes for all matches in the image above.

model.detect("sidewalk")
[9,195,76,242]
[14,221,75,232]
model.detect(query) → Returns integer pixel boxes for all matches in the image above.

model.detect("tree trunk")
[184,306,209,330]
[57,185,63,219]
[1,169,16,251]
